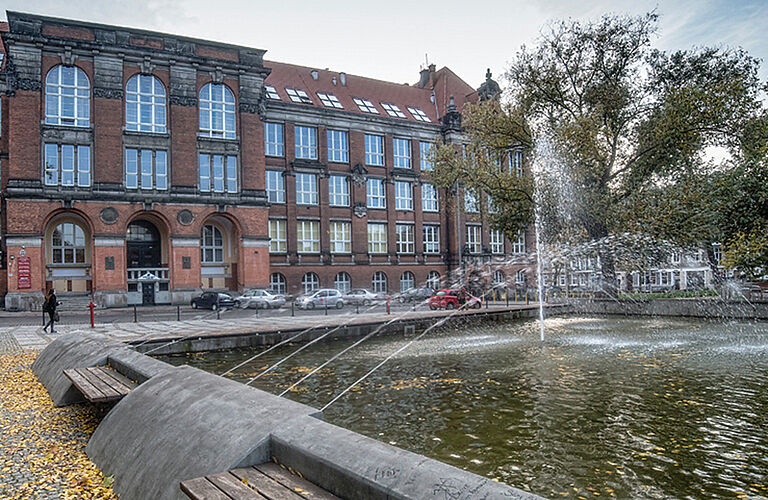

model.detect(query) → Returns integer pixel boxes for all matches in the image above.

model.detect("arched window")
[400,271,415,292]
[372,271,387,293]
[516,269,527,285]
[493,270,505,285]
[270,273,286,294]
[45,65,90,127]
[51,222,86,264]
[427,271,440,289]
[201,224,223,263]
[126,74,166,133]
[302,272,320,294]
[199,83,236,139]
[334,272,351,293]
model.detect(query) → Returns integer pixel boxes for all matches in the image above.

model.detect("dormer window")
[317,92,343,109]
[381,103,406,118]
[407,106,431,122]
[353,98,378,114]
[265,85,280,100]
[286,88,313,104]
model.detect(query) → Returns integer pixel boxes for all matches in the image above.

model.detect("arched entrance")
[200,215,239,291]
[126,218,169,305]
[45,213,92,294]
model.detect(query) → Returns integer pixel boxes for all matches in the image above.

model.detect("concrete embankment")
[567,298,768,319]
[33,332,540,500]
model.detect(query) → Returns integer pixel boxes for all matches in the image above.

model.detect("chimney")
[418,68,430,88]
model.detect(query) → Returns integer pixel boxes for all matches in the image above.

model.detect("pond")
[158,316,768,499]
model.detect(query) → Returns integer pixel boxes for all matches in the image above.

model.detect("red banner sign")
[17,256,31,289]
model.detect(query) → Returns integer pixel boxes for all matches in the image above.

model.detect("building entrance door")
[127,221,161,269]
[141,282,155,305]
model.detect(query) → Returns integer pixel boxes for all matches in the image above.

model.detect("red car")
[428,288,482,310]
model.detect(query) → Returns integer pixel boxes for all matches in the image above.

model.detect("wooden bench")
[62,365,138,403]
[181,461,340,500]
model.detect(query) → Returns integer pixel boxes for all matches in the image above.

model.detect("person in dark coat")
[43,288,60,334]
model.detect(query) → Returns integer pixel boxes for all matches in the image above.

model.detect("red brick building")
[0,12,534,310]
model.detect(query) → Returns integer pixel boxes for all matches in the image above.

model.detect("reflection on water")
[159,316,768,499]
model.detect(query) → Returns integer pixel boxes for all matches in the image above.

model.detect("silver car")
[236,289,286,309]
[342,288,382,306]
[296,289,344,310]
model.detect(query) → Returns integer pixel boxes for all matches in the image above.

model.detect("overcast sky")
[3,0,767,89]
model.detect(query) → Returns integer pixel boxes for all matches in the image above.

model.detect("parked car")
[396,287,434,303]
[342,288,383,306]
[191,292,236,310]
[236,289,286,309]
[296,289,345,309]
[428,288,482,310]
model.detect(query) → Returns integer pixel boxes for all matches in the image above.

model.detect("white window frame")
[330,221,351,254]
[328,175,350,207]
[508,150,524,176]
[366,178,386,209]
[466,225,481,254]
[45,65,90,127]
[511,231,526,254]
[51,222,87,264]
[201,224,224,263]
[265,122,284,157]
[126,74,166,133]
[295,173,318,205]
[295,126,318,159]
[265,85,280,100]
[493,270,505,285]
[396,224,415,254]
[407,106,431,122]
[270,273,286,294]
[400,271,415,292]
[44,143,91,187]
[420,142,434,170]
[421,183,438,212]
[367,223,387,254]
[286,88,313,104]
[395,181,413,210]
[317,92,343,108]
[334,272,351,293]
[297,220,320,254]
[372,271,388,293]
[199,83,236,139]
[427,271,440,289]
[464,190,480,213]
[365,134,385,166]
[490,229,504,255]
[393,138,411,169]
[125,148,167,190]
[381,103,406,118]
[269,219,287,253]
[302,272,320,293]
[327,130,349,163]
[199,153,237,193]
[353,98,379,114]
[266,170,285,203]
[423,225,440,254]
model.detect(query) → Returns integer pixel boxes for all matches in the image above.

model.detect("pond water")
[158,316,768,499]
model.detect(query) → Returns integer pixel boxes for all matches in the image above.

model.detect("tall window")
[393,138,411,168]
[270,273,286,294]
[396,224,415,254]
[44,144,90,187]
[511,231,526,254]
[295,126,317,159]
[126,149,167,190]
[302,272,320,293]
[372,271,388,293]
[126,74,166,133]
[296,173,318,205]
[328,175,350,206]
[421,183,438,212]
[508,150,523,176]
[297,220,320,253]
[269,219,287,253]
[366,178,386,208]
[266,170,285,203]
[516,269,527,285]
[201,225,224,263]
[265,122,284,157]
[400,271,415,292]
[427,271,440,289]
[330,221,351,253]
[420,142,433,171]
[199,83,235,139]
[327,130,349,163]
[423,225,440,254]
[51,222,86,264]
[45,65,90,127]
[464,190,480,213]
[490,229,504,254]
[199,154,237,193]
[493,270,505,285]
[466,225,481,254]
[395,181,413,210]
[365,134,385,166]
[334,272,351,293]
[368,223,387,254]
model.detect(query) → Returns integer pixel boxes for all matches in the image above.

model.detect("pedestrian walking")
[42,288,61,334]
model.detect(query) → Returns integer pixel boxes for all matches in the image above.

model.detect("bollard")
[291,301,295,317]
[356,302,359,314]
[485,293,489,308]
[386,296,391,315]
[177,305,180,321]
[526,293,529,305]
[505,289,509,307]
[88,301,96,328]
[216,307,221,320]
[133,304,137,323]
[42,307,46,327]
[325,300,328,316]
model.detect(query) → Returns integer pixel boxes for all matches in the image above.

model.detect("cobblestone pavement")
[0,330,116,499]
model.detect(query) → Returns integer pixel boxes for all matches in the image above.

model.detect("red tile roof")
[265,60,477,125]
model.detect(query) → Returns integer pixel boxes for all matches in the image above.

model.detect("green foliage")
[722,226,768,280]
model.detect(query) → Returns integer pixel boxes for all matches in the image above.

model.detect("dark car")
[396,287,434,303]
[191,292,236,310]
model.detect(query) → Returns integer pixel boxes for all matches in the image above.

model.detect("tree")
[434,12,765,295]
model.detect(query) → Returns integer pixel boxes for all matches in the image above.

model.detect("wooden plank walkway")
[181,462,339,500]
[63,365,138,403]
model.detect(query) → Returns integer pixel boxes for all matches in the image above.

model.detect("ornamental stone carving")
[351,163,368,187]
[99,207,119,225]
[169,95,197,107]
[177,209,195,226]
[14,78,42,92]
[353,202,367,218]
[93,87,124,100]
[238,102,260,114]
